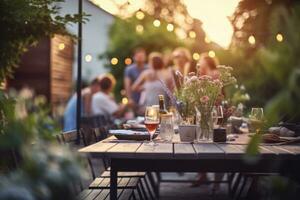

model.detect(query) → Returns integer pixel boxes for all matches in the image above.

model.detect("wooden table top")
[79,134,300,160]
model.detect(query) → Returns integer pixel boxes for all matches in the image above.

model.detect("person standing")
[124,48,147,107]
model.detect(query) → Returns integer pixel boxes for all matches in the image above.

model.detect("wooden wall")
[50,35,73,116]
[8,35,73,115]
[8,38,51,99]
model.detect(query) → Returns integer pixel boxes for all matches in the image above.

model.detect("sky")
[91,0,240,48]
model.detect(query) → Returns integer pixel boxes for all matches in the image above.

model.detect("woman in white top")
[132,52,174,113]
[92,74,128,118]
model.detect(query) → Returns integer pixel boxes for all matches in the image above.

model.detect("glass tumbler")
[160,113,175,142]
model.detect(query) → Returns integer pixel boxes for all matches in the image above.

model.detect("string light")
[124,58,132,65]
[192,53,200,60]
[276,33,283,42]
[135,24,144,33]
[58,43,65,50]
[153,19,161,27]
[205,37,211,43]
[189,31,196,38]
[166,23,174,32]
[208,50,215,58]
[111,57,118,65]
[248,35,256,45]
[136,11,145,20]
[85,54,92,62]
[122,97,129,105]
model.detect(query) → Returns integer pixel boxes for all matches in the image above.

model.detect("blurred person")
[92,74,129,118]
[132,52,174,112]
[197,53,220,79]
[63,78,101,131]
[124,48,147,106]
[172,47,192,76]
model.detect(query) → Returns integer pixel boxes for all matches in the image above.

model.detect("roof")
[87,0,116,18]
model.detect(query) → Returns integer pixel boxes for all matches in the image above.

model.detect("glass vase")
[196,107,213,141]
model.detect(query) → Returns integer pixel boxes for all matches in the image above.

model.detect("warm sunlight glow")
[181,0,240,48]
[91,0,240,48]
[276,33,283,42]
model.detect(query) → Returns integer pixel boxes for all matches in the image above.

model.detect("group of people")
[63,47,219,131]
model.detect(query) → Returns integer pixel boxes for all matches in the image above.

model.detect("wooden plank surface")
[193,143,224,159]
[174,143,197,159]
[216,144,245,159]
[106,142,142,158]
[135,142,173,159]
[277,145,300,156]
[79,141,117,153]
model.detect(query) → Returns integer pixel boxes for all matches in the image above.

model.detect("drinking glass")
[212,106,223,128]
[249,107,264,132]
[144,106,159,146]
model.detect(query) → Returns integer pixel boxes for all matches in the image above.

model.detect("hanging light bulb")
[192,53,200,60]
[153,19,161,27]
[276,33,283,42]
[208,50,215,58]
[136,11,145,20]
[166,23,174,32]
[111,57,118,65]
[248,35,256,45]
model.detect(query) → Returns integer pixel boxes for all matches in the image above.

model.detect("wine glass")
[212,106,223,128]
[144,106,159,146]
[249,107,264,133]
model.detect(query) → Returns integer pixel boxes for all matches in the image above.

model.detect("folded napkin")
[268,127,295,137]
[109,129,148,135]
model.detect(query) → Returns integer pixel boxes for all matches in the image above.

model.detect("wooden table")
[79,135,300,200]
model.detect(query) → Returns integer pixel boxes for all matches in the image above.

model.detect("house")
[7,0,115,115]
[57,0,115,81]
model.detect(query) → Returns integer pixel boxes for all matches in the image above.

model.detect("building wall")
[57,0,115,82]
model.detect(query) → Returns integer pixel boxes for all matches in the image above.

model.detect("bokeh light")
[111,57,118,65]
[248,35,256,45]
[208,50,215,58]
[136,11,145,20]
[189,31,196,38]
[135,24,144,33]
[166,23,174,32]
[122,97,129,104]
[205,37,211,43]
[85,54,92,62]
[153,19,161,27]
[192,52,200,60]
[58,43,65,50]
[276,33,283,42]
[124,57,132,65]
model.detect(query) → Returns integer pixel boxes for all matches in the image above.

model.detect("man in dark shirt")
[124,48,147,106]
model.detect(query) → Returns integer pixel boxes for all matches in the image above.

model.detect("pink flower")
[200,95,210,104]
[199,75,212,81]
[190,76,198,82]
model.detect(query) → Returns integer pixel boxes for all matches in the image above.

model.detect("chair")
[77,189,133,200]
[80,127,157,200]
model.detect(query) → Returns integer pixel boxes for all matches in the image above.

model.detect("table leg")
[110,166,117,200]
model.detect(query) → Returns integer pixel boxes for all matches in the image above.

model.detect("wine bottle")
[158,95,168,115]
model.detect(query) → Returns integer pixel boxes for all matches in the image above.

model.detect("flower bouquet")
[175,65,236,141]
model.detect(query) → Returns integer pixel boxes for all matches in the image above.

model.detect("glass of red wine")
[144,106,159,146]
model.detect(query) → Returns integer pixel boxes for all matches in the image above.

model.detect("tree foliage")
[0,0,87,82]
[220,2,300,122]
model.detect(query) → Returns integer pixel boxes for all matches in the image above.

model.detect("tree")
[0,0,86,82]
